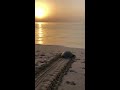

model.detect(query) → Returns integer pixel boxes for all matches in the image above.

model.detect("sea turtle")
[61,51,76,59]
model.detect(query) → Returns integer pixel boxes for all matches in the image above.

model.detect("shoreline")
[35,44,85,50]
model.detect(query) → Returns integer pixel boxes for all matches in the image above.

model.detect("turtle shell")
[61,51,75,58]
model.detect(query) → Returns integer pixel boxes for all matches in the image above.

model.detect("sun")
[35,8,46,18]
[35,2,51,20]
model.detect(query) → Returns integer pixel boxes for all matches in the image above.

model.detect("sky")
[35,0,85,22]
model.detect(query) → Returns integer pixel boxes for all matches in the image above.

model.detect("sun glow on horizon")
[35,3,50,19]
[35,8,46,18]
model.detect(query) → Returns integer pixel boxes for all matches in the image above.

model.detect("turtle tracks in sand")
[35,53,75,90]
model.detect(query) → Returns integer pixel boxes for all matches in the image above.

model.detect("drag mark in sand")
[35,55,74,90]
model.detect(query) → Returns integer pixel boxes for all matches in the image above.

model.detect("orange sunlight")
[35,3,50,19]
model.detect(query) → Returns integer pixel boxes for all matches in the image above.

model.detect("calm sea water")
[35,22,85,48]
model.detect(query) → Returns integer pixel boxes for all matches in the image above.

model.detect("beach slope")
[35,44,85,90]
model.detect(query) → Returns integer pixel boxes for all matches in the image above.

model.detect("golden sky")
[35,0,85,22]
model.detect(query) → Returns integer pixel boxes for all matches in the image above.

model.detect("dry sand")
[35,44,85,90]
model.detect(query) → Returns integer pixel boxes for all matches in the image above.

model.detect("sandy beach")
[35,44,85,90]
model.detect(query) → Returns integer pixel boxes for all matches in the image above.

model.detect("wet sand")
[35,44,85,90]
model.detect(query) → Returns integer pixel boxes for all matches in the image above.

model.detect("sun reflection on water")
[36,22,44,44]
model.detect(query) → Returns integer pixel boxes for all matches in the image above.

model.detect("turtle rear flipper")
[72,54,76,58]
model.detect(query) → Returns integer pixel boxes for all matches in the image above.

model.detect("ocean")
[35,22,85,48]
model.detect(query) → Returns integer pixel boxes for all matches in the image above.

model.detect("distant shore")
[35,44,85,90]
